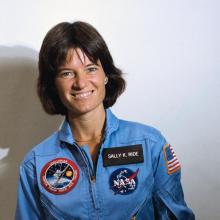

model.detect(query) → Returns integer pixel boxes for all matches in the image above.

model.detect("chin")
[69,105,96,116]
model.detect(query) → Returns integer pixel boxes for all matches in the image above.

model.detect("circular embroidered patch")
[109,168,139,195]
[41,158,79,194]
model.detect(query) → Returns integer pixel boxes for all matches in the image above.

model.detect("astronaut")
[15,21,195,220]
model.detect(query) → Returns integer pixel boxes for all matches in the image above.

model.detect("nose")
[72,74,87,90]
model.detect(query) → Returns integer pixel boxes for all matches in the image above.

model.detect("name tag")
[102,144,144,167]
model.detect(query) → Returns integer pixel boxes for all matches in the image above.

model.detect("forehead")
[63,48,95,67]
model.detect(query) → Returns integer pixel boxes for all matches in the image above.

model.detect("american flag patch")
[163,144,181,175]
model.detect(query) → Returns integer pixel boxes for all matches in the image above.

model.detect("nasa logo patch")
[41,158,79,195]
[109,168,139,195]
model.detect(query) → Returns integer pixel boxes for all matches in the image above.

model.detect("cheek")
[55,80,69,92]
[100,83,106,99]
[95,80,106,93]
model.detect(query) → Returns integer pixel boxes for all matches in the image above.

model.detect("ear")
[104,77,108,85]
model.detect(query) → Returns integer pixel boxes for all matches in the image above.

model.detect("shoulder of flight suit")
[117,118,163,143]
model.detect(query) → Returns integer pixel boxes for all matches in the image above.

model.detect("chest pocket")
[100,139,155,218]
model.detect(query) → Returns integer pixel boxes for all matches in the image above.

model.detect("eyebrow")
[58,63,99,72]
[85,63,99,67]
[57,68,72,72]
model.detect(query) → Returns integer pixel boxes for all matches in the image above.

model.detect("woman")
[15,21,195,220]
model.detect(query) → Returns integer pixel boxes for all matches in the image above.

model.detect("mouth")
[71,90,94,99]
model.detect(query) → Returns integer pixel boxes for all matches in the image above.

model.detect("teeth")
[74,91,92,98]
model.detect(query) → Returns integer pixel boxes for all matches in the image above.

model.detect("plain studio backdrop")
[0,0,219,219]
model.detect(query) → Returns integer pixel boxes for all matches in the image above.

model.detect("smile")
[72,90,94,99]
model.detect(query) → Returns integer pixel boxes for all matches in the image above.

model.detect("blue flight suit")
[15,109,195,219]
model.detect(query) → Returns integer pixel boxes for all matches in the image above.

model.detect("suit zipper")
[73,143,95,177]
[73,143,99,210]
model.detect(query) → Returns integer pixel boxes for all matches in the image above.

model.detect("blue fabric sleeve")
[152,138,195,220]
[15,163,44,220]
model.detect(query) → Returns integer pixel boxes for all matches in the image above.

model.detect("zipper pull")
[90,175,96,183]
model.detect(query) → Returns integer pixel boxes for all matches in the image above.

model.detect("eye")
[58,71,75,78]
[85,66,97,74]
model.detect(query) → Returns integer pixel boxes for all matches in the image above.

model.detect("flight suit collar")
[58,119,74,145]
[58,108,119,145]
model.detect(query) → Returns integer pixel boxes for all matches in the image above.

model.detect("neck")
[68,107,106,141]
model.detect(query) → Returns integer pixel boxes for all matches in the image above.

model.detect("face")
[55,48,107,117]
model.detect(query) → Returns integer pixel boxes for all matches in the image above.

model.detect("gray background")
[0,0,219,219]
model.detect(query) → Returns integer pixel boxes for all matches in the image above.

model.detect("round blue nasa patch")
[109,168,139,195]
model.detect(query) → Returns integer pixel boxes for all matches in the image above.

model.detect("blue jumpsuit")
[15,109,195,219]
